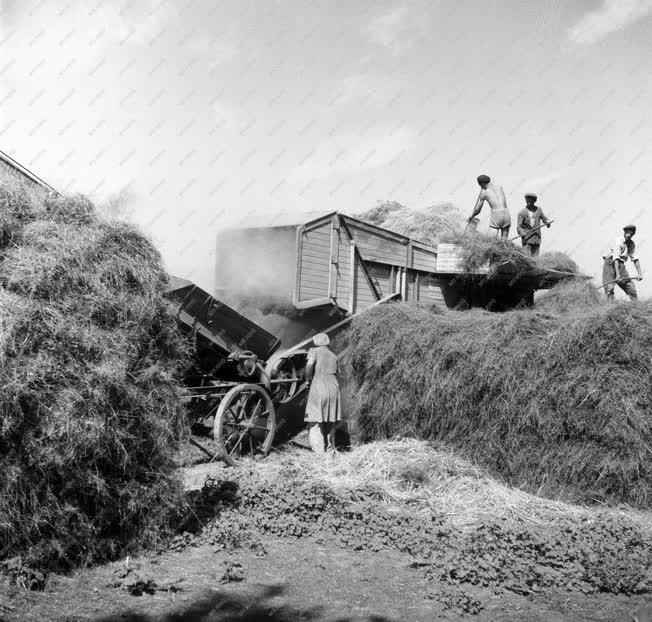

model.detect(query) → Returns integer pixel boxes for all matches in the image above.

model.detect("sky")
[0,0,651,298]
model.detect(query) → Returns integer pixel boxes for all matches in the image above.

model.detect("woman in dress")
[304,333,341,454]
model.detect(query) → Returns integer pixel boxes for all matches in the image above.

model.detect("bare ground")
[2,536,650,622]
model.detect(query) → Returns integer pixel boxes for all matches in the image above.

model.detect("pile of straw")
[536,250,580,274]
[0,182,189,570]
[355,201,463,245]
[439,231,537,273]
[341,299,652,508]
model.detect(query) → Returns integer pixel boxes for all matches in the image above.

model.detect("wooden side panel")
[335,226,352,311]
[352,259,381,313]
[347,222,409,267]
[297,220,332,302]
[405,270,417,301]
[412,247,437,273]
[436,243,488,274]
[418,274,446,307]
[365,262,394,297]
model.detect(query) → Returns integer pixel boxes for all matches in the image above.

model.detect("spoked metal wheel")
[268,356,300,404]
[213,384,276,466]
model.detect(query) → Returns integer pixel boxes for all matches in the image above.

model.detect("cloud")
[569,0,652,44]
[363,6,429,55]
[289,127,416,182]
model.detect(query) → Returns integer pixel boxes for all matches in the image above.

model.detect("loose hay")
[341,301,652,508]
[439,231,536,273]
[247,440,614,528]
[355,201,463,245]
[536,250,580,274]
[0,182,189,571]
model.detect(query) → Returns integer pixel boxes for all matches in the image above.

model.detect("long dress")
[304,346,341,424]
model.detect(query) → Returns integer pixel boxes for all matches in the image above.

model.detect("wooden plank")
[294,225,304,307]
[412,247,437,272]
[302,238,332,251]
[300,276,331,290]
[300,264,331,277]
[348,243,356,313]
[299,284,328,300]
[350,227,408,254]
[419,275,445,306]
[355,238,408,258]
[344,217,410,243]
[303,233,332,245]
[328,217,338,298]
[302,245,332,259]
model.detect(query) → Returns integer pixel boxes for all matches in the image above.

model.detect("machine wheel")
[268,356,300,403]
[213,384,276,466]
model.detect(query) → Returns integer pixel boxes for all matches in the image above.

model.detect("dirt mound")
[0,183,189,571]
[340,301,652,508]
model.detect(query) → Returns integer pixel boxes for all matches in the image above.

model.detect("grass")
[0,181,190,571]
[340,298,652,508]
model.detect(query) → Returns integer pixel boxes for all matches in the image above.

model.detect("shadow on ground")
[89,584,396,622]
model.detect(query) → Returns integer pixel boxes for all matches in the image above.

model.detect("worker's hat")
[623,224,637,233]
[524,192,537,200]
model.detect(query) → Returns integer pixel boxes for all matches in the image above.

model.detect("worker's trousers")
[602,258,637,300]
[308,423,336,455]
[521,242,540,257]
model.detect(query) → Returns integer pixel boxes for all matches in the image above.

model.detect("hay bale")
[342,301,652,508]
[0,182,189,571]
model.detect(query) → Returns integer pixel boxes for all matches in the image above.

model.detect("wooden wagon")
[214,211,580,326]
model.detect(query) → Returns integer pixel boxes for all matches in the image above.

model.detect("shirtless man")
[467,174,511,240]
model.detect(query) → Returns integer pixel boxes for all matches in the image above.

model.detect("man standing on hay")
[516,193,552,257]
[602,224,643,301]
[305,333,341,456]
[468,174,511,240]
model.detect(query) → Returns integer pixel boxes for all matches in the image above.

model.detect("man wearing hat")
[468,174,512,240]
[516,193,552,257]
[602,225,643,301]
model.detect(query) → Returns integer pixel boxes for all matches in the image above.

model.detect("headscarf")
[313,333,330,347]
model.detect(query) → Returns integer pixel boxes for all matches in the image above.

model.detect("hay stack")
[342,299,652,508]
[0,185,189,570]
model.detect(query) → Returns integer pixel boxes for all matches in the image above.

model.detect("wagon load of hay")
[342,295,652,508]
[0,184,189,570]
[355,201,463,246]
